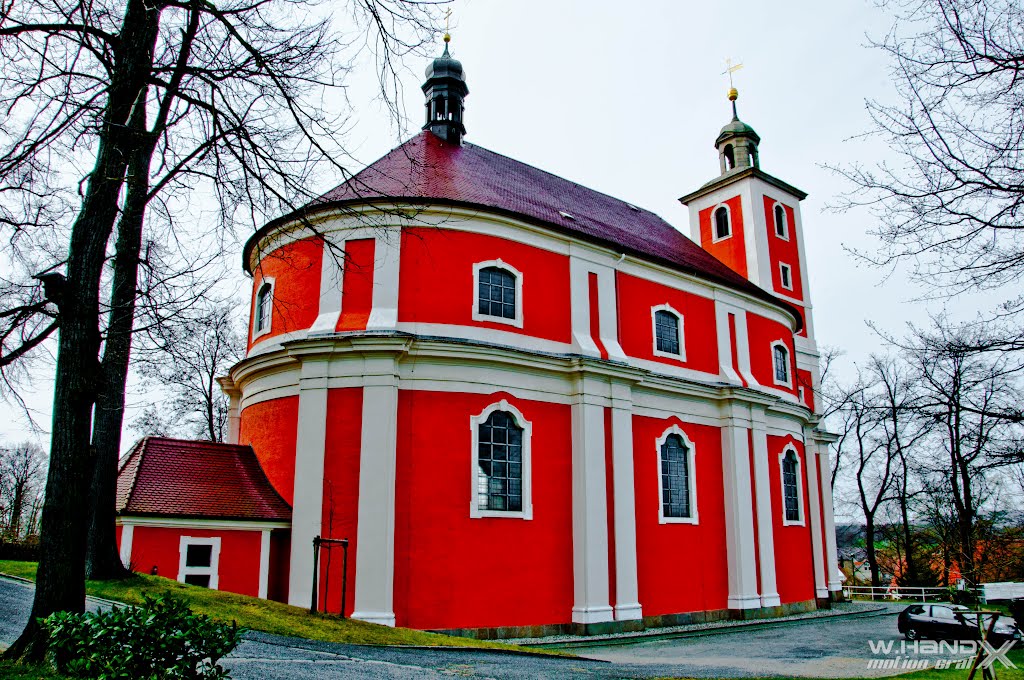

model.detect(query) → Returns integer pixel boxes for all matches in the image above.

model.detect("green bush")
[41,594,241,679]
[949,586,980,606]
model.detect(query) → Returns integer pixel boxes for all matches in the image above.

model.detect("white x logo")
[978,640,1017,670]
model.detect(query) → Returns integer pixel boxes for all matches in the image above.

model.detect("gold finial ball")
[444,32,451,43]
[728,87,738,102]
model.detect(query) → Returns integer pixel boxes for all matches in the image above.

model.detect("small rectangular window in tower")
[780,263,792,291]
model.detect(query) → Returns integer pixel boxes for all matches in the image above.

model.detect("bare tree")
[869,355,930,586]
[833,371,895,587]
[832,0,1024,300]
[0,0,441,659]
[133,304,244,442]
[906,320,1024,583]
[0,442,46,540]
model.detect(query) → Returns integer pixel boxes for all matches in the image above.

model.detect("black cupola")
[422,35,468,145]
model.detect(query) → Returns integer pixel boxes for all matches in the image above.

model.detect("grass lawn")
[0,659,69,679]
[0,560,563,655]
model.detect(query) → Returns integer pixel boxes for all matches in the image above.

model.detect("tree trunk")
[865,516,880,588]
[2,0,160,660]
[898,456,917,585]
[86,93,155,582]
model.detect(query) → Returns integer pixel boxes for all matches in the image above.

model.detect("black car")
[898,604,1021,645]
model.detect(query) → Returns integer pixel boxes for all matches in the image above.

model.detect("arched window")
[774,203,788,239]
[652,305,685,358]
[772,342,790,385]
[781,449,801,523]
[473,261,523,327]
[661,434,691,518]
[656,426,698,523]
[254,280,273,336]
[724,144,735,170]
[713,205,731,240]
[478,266,516,319]
[471,401,532,519]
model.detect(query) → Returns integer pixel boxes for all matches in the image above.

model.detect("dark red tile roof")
[243,131,800,327]
[116,437,291,522]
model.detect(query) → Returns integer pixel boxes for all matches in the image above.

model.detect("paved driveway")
[1,576,948,678]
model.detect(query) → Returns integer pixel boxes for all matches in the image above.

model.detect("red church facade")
[119,44,843,636]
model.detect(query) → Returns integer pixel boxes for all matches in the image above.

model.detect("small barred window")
[477,266,516,320]
[477,411,523,512]
[660,434,691,518]
[655,310,680,355]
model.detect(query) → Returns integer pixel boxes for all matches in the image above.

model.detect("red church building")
[117,38,843,637]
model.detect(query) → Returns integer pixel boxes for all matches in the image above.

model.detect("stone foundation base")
[429,599,820,640]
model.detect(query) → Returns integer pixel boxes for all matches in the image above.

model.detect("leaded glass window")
[660,434,691,518]
[773,343,790,383]
[477,267,516,320]
[783,451,800,521]
[655,310,680,355]
[477,411,523,512]
[714,206,730,239]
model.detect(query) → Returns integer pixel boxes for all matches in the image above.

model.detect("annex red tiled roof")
[244,131,800,326]
[116,437,291,522]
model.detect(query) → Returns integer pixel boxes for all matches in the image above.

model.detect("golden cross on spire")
[444,8,452,42]
[722,58,744,88]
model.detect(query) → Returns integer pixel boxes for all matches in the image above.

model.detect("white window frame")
[778,445,805,526]
[656,425,699,525]
[651,303,686,360]
[178,536,221,589]
[779,262,793,291]
[471,259,524,329]
[252,276,275,340]
[711,203,732,243]
[772,201,790,240]
[771,339,793,388]
[469,400,533,520]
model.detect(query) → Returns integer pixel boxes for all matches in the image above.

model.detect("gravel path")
[1,576,943,678]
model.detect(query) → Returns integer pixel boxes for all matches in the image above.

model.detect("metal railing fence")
[843,584,983,603]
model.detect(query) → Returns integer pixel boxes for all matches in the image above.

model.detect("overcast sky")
[0,0,991,449]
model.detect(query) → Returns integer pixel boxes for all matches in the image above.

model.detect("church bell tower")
[679,85,821,411]
[422,33,468,145]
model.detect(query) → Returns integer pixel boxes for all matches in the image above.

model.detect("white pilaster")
[258,529,271,599]
[721,407,760,610]
[119,524,134,569]
[351,352,401,626]
[287,357,330,607]
[217,378,241,445]
[569,257,601,357]
[610,382,641,621]
[310,236,344,333]
[595,265,627,362]
[714,301,744,385]
[804,442,828,599]
[570,373,614,625]
[750,408,780,607]
[817,443,843,592]
[366,228,401,331]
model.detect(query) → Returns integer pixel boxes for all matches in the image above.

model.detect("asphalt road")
[0,576,941,678]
